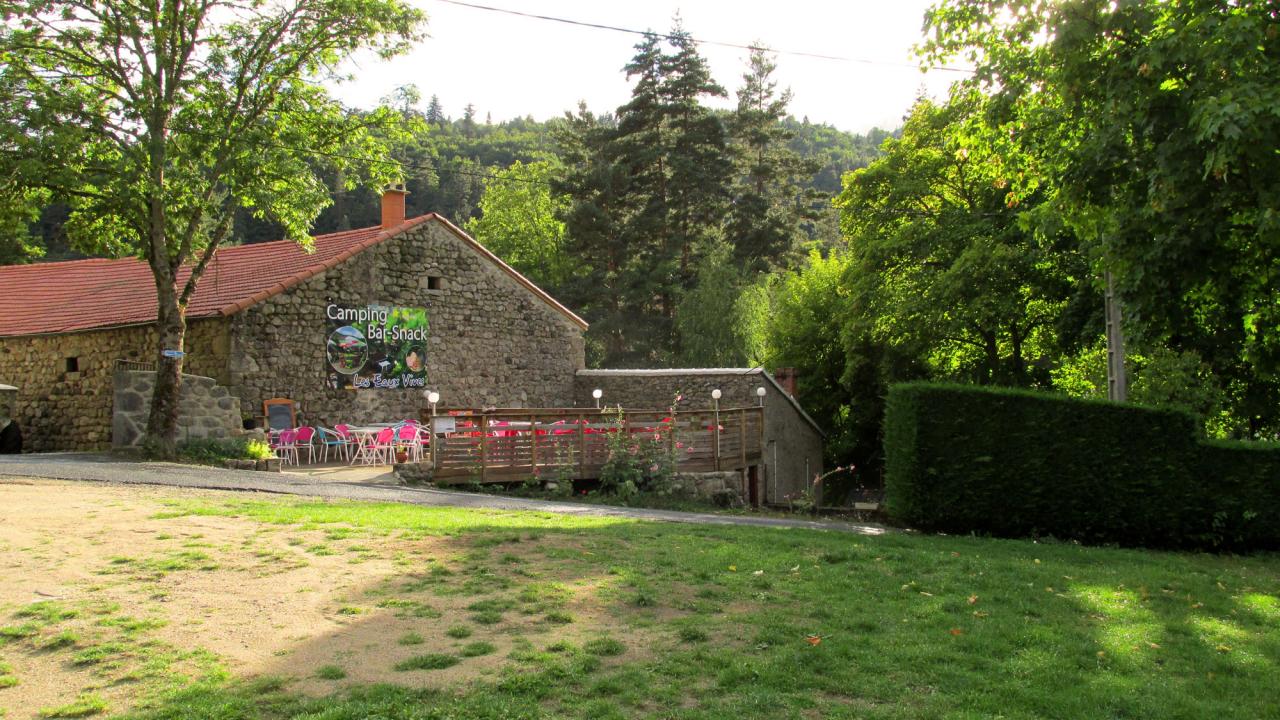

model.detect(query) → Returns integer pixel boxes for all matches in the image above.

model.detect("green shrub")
[176,437,273,465]
[883,382,1280,551]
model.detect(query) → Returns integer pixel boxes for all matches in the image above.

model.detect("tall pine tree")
[725,47,821,272]
[559,24,733,366]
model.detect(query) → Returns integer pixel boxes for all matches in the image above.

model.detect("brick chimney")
[773,367,798,397]
[381,184,408,230]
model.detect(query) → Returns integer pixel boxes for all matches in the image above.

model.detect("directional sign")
[161,349,185,359]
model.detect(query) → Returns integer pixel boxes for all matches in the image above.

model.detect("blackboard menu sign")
[265,401,295,431]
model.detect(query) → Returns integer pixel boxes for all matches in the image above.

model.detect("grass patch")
[0,659,17,688]
[397,632,425,646]
[40,630,79,650]
[460,642,496,657]
[72,642,128,666]
[393,653,459,671]
[38,693,107,718]
[375,598,441,618]
[583,637,626,657]
[15,602,79,624]
[314,665,346,680]
[53,492,1280,720]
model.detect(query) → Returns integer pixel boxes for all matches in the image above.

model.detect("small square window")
[65,357,79,373]
[427,276,443,291]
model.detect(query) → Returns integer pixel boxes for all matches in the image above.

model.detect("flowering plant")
[598,404,678,498]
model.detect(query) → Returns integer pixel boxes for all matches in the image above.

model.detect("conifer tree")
[726,47,821,272]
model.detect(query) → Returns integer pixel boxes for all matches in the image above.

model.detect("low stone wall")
[112,369,243,448]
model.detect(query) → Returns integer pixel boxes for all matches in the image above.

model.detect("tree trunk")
[144,282,187,458]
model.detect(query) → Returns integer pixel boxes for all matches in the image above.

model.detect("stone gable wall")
[573,370,824,503]
[227,221,586,427]
[0,319,229,452]
[112,369,243,448]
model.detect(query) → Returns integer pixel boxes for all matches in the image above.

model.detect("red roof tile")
[0,214,586,337]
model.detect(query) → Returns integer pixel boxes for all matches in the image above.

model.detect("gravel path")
[0,453,890,536]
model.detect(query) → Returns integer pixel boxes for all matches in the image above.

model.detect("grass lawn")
[1,484,1277,720]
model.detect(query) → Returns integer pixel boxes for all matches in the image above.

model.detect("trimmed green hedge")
[884,382,1280,551]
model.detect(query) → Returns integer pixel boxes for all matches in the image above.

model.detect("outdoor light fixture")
[427,391,440,405]
[756,386,766,406]
[711,389,722,401]
[592,388,603,409]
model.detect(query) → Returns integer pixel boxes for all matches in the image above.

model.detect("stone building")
[0,190,586,451]
[0,191,825,498]
[573,368,825,504]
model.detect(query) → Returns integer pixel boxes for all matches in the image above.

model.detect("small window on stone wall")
[65,357,79,373]
[427,276,443,291]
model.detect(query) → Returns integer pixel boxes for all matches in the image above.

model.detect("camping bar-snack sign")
[325,303,428,390]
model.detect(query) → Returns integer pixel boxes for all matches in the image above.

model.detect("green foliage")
[465,159,572,293]
[557,24,733,366]
[725,47,822,272]
[176,437,273,466]
[838,91,1092,387]
[883,382,1280,551]
[0,0,425,453]
[923,0,1280,437]
[674,241,749,367]
[755,249,868,469]
[597,408,677,499]
[1055,339,1226,433]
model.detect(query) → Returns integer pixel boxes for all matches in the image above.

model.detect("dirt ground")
[0,478,632,719]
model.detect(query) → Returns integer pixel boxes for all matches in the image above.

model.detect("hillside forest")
[4,2,1277,484]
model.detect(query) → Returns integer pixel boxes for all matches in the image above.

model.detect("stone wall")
[112,369,244,448]
[574,369,824,504]
[227,220,586,428]
[0,319,230,452]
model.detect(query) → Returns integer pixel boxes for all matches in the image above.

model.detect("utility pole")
[1104,270,1127,402]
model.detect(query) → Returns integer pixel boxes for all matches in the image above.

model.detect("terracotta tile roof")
[0,214,586,338]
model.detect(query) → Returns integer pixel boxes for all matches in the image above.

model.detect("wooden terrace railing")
[422,407,764,484]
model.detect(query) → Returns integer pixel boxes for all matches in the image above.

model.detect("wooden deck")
[422,407,764,484]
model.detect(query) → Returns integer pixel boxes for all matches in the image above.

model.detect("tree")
[0,0,425,456]
[559,24,733,366]
[725,47,820,271]
[836,92,1092,387]
[465,159,572,293]
[923,0,1280,435]
[674,240,748,367]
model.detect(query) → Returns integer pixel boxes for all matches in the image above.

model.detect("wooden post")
[668,410,678,459]
[479,414,488,483]
[738,408,747,469]
[758,406,767,504]
[578,413,587,478]
[713,410,721,472]
[528,413,538,475]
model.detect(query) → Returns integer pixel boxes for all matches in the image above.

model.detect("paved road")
[0,453,890,536]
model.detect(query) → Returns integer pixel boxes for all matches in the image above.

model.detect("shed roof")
[0,214,586,338]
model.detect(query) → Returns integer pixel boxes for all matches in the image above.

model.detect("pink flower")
[649,464,659,473]
[676,441,684,449]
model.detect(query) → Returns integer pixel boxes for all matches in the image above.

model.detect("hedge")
[883,382,1280,551]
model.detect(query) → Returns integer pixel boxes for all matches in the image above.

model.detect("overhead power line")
[430,0,975,74]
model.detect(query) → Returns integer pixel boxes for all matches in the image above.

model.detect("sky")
[331,0,967,134]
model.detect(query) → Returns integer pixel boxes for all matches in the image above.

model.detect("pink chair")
[396,423,423,463]
[293,426,316,464]
[274,429,299,465]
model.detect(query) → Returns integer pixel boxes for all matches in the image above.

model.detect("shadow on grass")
[112,497,1280,720]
